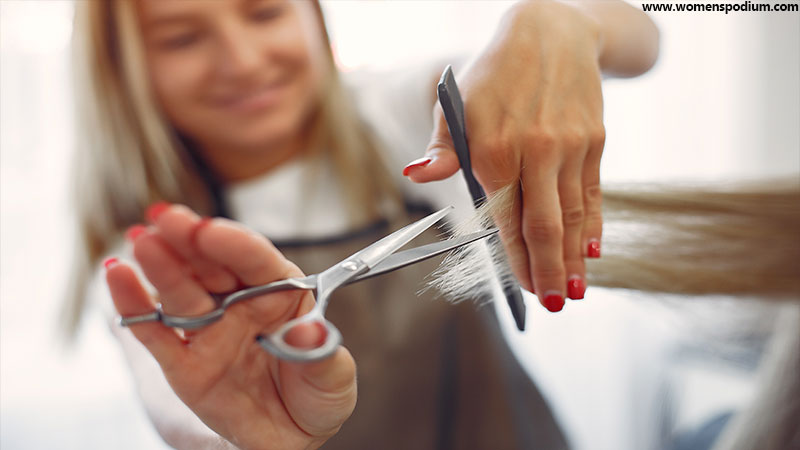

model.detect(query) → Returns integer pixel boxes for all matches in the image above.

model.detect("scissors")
[119,206,498,362]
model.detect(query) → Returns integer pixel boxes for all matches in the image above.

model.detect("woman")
[67,1,661,448]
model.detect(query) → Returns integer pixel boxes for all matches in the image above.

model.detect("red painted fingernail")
[543,293,565,313]
[103,257,119,269]
[189,217,213,245]
[402,157,432,176]
[125,224,147,242]
[145,202,170,222]
[567,276,585,300]
[587,239,601,258]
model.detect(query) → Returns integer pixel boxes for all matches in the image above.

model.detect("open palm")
[106,205,356,450]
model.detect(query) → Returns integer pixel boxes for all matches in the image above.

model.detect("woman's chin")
[211,119,300,152]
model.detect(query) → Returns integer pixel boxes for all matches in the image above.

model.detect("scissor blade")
[347,228,498,283]
[353,206,453,269]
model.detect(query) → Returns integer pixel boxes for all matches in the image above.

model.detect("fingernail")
[285,321,328,349]
[145,202,170,222]
[189,217,213,245]
[587,239,601,258]
[567,276,585,300]
[543,292,565,313]
[103,257,119,270]
[125,224,147,242]
[402,157,433,176]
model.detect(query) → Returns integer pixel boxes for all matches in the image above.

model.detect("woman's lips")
[216,80,290,114]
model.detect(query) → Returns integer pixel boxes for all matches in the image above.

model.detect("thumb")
[279,326,357,438]
[403,106,461,183]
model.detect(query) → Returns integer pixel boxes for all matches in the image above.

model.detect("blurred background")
[1,1,797,449]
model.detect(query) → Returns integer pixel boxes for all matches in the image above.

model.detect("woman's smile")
[215,77,293,115]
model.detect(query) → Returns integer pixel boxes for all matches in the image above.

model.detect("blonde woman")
[68,1,661,448]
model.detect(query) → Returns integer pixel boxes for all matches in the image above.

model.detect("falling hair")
[63,0,399,335]
[425,192,517,305]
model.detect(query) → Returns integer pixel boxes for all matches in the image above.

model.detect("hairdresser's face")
[138,0,328,152]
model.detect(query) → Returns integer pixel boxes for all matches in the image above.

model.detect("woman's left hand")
[406,1,607,312]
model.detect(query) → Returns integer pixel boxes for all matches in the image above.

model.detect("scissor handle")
[256,311,342,362]
[118,276,318,330]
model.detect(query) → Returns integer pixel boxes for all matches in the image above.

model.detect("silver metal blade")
[353,206,453,268]
[346,228,498,284]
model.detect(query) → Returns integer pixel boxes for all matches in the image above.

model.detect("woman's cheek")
[149,56,208,125]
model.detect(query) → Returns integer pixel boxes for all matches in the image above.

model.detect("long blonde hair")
[64,0,397,334]
[431,179,800,301]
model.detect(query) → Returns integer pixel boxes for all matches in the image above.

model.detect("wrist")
[507,0,605,62]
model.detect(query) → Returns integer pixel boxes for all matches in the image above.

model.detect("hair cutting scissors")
[119,206,498,362]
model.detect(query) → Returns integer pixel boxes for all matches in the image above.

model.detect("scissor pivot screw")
[341,261,359,271]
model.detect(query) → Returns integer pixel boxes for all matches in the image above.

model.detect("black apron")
[274,210,569,450]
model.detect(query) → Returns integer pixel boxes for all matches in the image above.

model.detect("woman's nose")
[216,27,262,80]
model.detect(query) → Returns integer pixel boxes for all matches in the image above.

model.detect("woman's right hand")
[105,205,356,450]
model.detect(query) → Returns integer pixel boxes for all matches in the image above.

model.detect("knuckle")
[526,130,557,153]
[532,265,566,281]
[562,205,585,227]
[561,129,588,151]
[591,126,606,149]
[427,135,451,150]
[584,184,603,206]
[481,131,514,158]
[473,135,518,179]
[584,209,604,228]
[522,217,563,244]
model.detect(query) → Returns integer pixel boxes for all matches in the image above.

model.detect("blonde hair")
[432,180,800,450]
[64,0,397,334]
[432,179,800,300]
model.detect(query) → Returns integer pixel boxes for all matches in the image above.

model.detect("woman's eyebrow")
[143,15,199,31]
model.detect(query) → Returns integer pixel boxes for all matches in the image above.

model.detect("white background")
[1,1,798,449]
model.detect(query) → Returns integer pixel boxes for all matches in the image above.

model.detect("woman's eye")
[250,5,284,22]
[159,32,203,50]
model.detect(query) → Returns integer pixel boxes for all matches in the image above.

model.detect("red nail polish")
[402,157,433,176]
[567,277,585,300]
[543,294,564,313]
[103,257,119,269]
[189,217,213,246]
[125,224,147,242]
[145,202,170,222]
[587,240,601,258]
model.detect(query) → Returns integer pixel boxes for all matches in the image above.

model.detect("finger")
[466,126,530,290]
[194,218,303,286]
[559,164,587,300]
[284,321,329,349]
[132,228,217,316]
[521,168,566,313]
[279,347,357,438]
[146,203,239,293]
[582,131,604,258]
[487,183,533,292]
[404,105,460,182]
[105,258,187,367]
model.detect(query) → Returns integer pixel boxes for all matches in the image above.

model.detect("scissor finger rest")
[256,313,342,362]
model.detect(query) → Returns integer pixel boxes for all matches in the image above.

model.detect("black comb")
[437,65,527,331]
